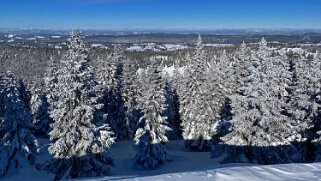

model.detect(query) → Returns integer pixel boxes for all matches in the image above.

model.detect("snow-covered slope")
[100,162,321,181]
[2,156,53,181]
[101,140,321,181]
[3,140,321,180]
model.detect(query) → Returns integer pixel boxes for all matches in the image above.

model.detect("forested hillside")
[1,30,321,180]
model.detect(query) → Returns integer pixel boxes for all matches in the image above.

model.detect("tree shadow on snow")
[99,139,321,180]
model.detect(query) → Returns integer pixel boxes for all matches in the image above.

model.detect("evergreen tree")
[0,73,6,175]
[238,41,250,61]
[134,60,171,168]
[45,30,115,180]
[96,46,127,140]
[306,55,321,161]
[185,52,192,66]
[17,79,31,109]
[284,58,315,161]
[234,41,251,88]
[179,35,219,151]
[106,47,127,139]
[44,57,60,116]
[164,79,181,139]
[171,66,184,95]
[221,38,298,164]
[0,73,4,123]
[29,79,51,136]
[95,55,116,94]
[207,49,234,156]
[121,59,141,138]
[0,71,39,176]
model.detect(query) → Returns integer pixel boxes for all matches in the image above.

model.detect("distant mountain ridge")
[1,28,321,36]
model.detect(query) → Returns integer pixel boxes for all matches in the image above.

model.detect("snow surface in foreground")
[3,140,321,181]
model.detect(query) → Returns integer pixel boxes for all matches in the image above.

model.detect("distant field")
[1,32,321,46]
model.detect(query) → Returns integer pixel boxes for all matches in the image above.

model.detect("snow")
[6,34,15,38]
[51,36,61,39]
[35,36,45,39]
[94,162,321,181]
[298,43,316,47]
[127,44,144,51]
[2,139,54,181]
[107,140,222,177]
[138,66,185,77]
[279,47,305,55]
[2,157,53,181]
[163,44,188,51]
[127,43,187,52]
[144,43,158,51]
[3,33,321,181]
[137,68,145,75]
[91,43,106,48]
[152,55,168,60]
[3,139,321,180]
[204,44,234,47]
[162,65,184,77]
[287,48,304,54]
[82,140,321,180]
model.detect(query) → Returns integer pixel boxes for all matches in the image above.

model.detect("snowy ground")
[3,140,321,181]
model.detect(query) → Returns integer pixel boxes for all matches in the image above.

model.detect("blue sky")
[0,0,320,29]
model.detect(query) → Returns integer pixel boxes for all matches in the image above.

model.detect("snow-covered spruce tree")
[45,30,115,180]
[283,51,321,158]
[306,55,321,161]
[237,41,250,61]
[171,66,184,95]
[207,49,235,157]
[0,73,5,175]
[179,35,219,151]
[95,56,115,94]
[121,59,141,138]
[184,51,192,66]
[164,78,181,140]
[0,73,4,122]
[234,41,251,87]
[134,60,171,168]
[17,79,32,109]
[96,46,127,140]
[221,38,301,164]
[212,43,252,159]
[44,57,60,116]
[0,71,39,176]
[268,50,312,163]
[209,48,235,95]
[219,49,228,63]
[106,47,127,140]
[283,58,316,162]
[29,79,51,136]
[136,67,148,96]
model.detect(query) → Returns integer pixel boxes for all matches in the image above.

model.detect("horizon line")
[1,27,321,31]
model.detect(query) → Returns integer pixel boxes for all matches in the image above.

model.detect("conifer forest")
[1,29,321,180]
